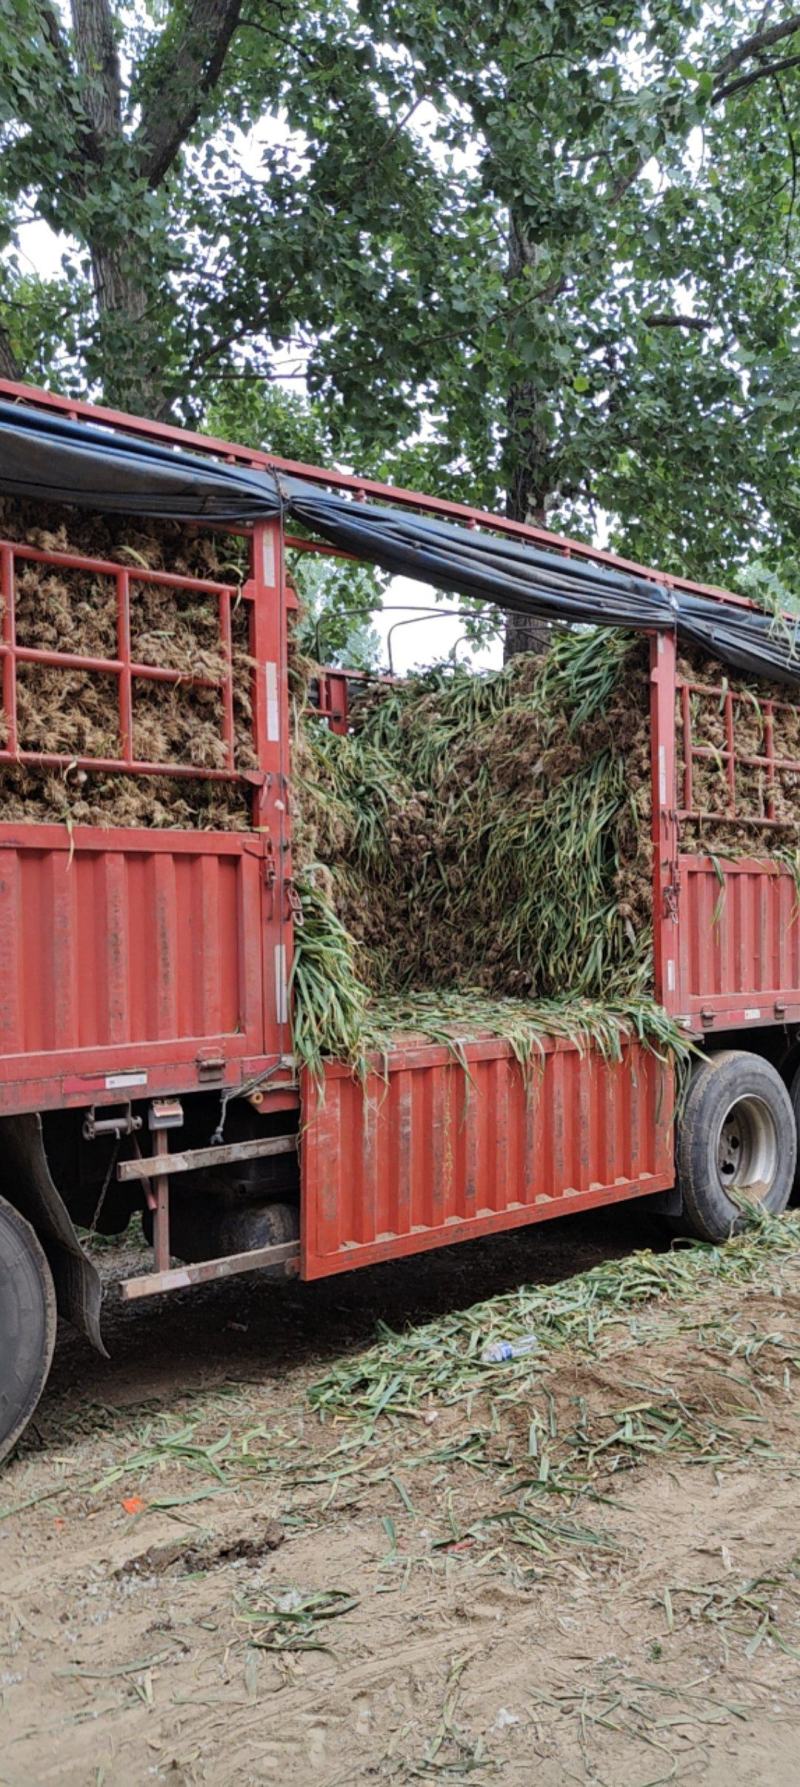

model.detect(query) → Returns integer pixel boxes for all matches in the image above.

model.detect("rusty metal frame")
[311,669,349,734]
[11,374,800,1291]
[248,519,294,1055]
[671,663,800,1032]
[0,538,252,785]
[0,499,298,1142]
[676,669,800,829]
[300,1035,674,1279]
[649,632,680,1016]
[149,1122,172,1274]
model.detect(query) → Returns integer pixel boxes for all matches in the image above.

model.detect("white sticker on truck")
[266,662,280,741]
[105,1071,148,1090]
[275,944,288,1025]
[262,530,275,587]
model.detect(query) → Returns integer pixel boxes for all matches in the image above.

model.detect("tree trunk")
[88,242,168,417]
[71,0,121,144]
[67,0,169,416]
[504,386,553,658]
[0,325,20,381]
[503,208,555,661]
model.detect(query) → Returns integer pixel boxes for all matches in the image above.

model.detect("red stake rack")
[677,670,800,831]
[0,540,244,781]
[0,519,297,1118]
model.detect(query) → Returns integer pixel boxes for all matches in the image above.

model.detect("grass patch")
[236,1585,358,1654]
[291,627,696,1078]
[308,1208,800,1428]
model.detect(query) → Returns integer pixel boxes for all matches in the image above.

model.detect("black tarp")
[285,481,800,689]
[284,479,677,629]
[0,399,282,520]
[1,398,799,686]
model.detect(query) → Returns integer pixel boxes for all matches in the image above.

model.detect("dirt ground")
[3,1202,800,1787]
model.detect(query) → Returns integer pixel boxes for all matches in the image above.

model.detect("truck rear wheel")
[787,1063,800,1196]
[0,1195,57,1466]
[676,1050,795,1242]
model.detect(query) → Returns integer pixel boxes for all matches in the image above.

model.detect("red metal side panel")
[0,823,268,1105]
[300,1035,674,1279]
[676,854,800,1027]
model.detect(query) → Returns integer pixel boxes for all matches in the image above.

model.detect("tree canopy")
[2,0,800,618]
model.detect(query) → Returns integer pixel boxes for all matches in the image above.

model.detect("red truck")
[1,378,799,1463]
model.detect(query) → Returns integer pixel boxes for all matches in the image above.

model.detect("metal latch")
[196,1053,225,1081]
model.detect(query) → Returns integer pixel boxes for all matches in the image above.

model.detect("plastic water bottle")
[481,1334,539,1364]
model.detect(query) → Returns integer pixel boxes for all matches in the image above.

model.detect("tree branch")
[714,12,800,83]
[714,52,800,103]
[643,312,713,330]
[770,67,798,257]
[134,0,245,188]
[27,0,101,172]
[238,16,324,73]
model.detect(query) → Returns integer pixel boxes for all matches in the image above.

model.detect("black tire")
[164,1188,299,1266]
[0,1196,57,1466]
[676,1050,796,1242]
[788,1062,800,1198]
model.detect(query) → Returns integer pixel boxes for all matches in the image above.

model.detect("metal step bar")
[115,1110,300,1297]
[118,1238,300,1301]
[117,1133,297,1182]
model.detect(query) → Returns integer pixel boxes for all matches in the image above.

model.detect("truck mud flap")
[0,1113,106,1355]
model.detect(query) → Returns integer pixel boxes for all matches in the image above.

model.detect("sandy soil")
[2,1203,800,1786]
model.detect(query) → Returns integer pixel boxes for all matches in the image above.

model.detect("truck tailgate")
[300,1033,674,1279]
[0,823,269,1108]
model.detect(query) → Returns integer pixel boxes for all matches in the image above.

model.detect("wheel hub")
[716,1094,778,1201]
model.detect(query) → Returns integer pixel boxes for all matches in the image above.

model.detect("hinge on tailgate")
[262,837,277,886]
[196,1052,225,1081]
[663,881,679,922]
[285,878,304,925]
[262,837,278,914]
[663,846,680,923]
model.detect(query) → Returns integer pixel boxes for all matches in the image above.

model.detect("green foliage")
[0,264,90,387]
[206,380,387,663]
[290,555,384,669]
[738,561,800,624]
[289,875,371,1081]
[3,0,800,600]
